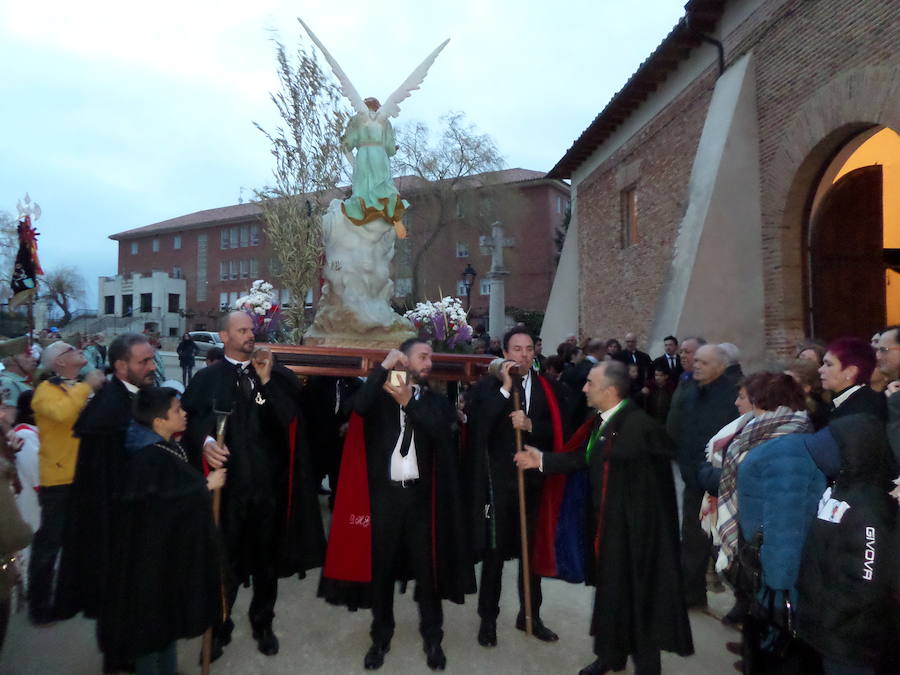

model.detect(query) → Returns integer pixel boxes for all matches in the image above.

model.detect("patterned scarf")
[717,407,812,561]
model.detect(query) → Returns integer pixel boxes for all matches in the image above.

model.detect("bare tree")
[41,266,85,325]
[393,112,510,298]
[0,211,17,302]
[253,28,349,339]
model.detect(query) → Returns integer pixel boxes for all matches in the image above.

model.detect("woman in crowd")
[176,333,199,385]
[784,358,829,430]
[796,340,827,365]
[732,374,823,673]
[819,337,886,420]
[604,338,621,359]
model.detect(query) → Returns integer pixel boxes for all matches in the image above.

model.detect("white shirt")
[390,385,421,481]
[118,377,139,395]
[832,384,862,408]
[500,371,533,413]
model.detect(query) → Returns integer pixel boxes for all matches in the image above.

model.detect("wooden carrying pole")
[201,407,230,675]
[512,384,533,637]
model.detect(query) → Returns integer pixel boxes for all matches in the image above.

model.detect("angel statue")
[300,19,448,237]
[299,19,450,345]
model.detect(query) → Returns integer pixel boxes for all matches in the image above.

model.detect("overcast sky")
[0,0,685,307]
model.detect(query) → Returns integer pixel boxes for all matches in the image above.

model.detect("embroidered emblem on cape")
[816,486,850,523]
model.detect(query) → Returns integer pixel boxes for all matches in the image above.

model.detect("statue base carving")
[304,199,415,347]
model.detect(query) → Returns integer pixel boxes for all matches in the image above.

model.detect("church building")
[544,0,899,364]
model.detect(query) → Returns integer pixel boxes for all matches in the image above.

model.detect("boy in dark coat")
[516,360,693,675]
[100,387,224,674]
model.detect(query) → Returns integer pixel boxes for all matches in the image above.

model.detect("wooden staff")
[201,403,231,675]
[512,376,533,637]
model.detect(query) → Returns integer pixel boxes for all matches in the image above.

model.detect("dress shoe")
[578,659,610,675]
[515,616,559,642]
[722,601,747,627]
[477,619,497,647]
[726,641,742,656]
[424,643,446,671]
[364,643,390,670]
[199,626,230,665]
[252,626,279,656]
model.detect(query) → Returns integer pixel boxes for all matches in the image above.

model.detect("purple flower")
[432,313,446,342]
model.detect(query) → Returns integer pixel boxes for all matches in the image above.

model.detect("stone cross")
[479,222,515,337]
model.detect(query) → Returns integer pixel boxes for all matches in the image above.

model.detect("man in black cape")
[181,310,324,660]
[516,360,693,675]
[54,333,158,672]
[467,327,571,647]
[342,339,473,671]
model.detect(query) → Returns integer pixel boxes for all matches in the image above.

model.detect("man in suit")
[652,335,683,385]
[355,339,466,671]
[515,360,693,674]
[471,327,568,647]
[615,332,653,385]
[561,338,605,424]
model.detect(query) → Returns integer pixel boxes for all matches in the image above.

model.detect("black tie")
[669,356,675,370]
[398,411,413,457]
[238,367,254,400]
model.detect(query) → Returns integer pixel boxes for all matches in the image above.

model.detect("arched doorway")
[806,127,900,342]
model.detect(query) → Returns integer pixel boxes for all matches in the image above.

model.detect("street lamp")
[461,263,477,311]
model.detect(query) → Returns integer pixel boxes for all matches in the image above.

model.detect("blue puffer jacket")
[737,433,826,598]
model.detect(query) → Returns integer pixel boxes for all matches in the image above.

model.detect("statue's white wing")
[298,18,367,115]
[377,39,450,121]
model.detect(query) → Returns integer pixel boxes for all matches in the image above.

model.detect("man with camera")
[353,338,473,671]
[468,327,570,647]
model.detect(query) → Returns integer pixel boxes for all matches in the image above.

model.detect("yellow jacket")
[32,378,93,487]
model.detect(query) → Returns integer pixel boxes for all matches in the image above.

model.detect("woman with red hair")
[818,337,886,420]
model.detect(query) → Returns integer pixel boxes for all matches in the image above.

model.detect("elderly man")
[668,343,738,608]
[515,360,693,675]
[28,342,103,624]
[616,332,653,385]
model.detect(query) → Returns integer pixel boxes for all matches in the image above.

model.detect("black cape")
[98,424,222,663]
[181,360,325,580]
[56,378,134,620]
[543,401,694,667]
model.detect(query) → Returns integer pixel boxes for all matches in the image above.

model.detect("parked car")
[188,331,223,356]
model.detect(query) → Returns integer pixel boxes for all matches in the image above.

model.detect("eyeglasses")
[877,346,900,354]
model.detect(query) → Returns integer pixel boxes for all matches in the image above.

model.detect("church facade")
[544,0,900,365]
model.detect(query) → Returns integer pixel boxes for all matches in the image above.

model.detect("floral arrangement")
[234,279,282,341]
[404,296,473,353]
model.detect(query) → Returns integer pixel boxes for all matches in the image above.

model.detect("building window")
[281,288,292,307]
[305,288,314,308]
[173,235,182,250]
[152,238,160,253]
[479,279,491,296]
[240,225,249,248]
[219,261,228,281]
[228,291,238,307]
[140,293,152,313]
[122,295,134,316]
[229,260,238,280]
[229,227,238,249]
[168,293,180,313]
[172,266,183,279]
[220,229,229,250]
[250,224,260,246]
[456,199,463,218]
[104,295,115,315]
[196,234,207,302]
[621,185,638,247]
[130,242,138,255]
[456,242,469,258]
[456,280,467,297]
[219,292,228,309]
[240,259,249,279]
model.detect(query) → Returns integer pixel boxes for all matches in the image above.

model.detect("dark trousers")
[680,485,711,605]
[219,497,279,632]
[181,365,193,385]
[28,484,71,623]
[477,484,543,623]
[370,484,443,648]
[135,641,176,675]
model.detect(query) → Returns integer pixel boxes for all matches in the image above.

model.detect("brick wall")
[576,0,900,357]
